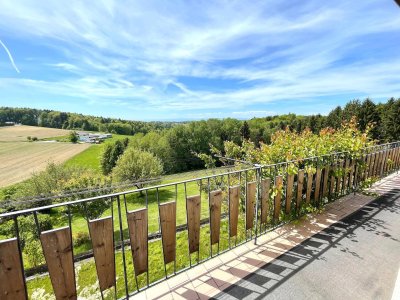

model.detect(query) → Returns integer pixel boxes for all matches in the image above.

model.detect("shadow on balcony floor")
[213,188,400,300]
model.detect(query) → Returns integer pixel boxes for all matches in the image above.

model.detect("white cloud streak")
[0,39,20,73]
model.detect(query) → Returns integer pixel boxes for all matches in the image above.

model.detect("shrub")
[68,131,79,143]
[25,240,45,268]
[73,231,90,247]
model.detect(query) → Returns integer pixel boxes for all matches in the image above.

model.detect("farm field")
[0,125,91,187]
[0,142,90,187]
[0,125,69,142]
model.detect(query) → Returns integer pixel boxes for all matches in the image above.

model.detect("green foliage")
[101,139,129,175]
[240,121,250,140]
[0,107,175,134]
[1,163,112,210]
[112,148,163,188]
[218,118,373,167]
[25,240,45,268]
[68,131,78,143]
[73,231,90,247]
[0,214,52,249]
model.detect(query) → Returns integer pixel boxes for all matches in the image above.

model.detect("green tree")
[240,121,250,140]
[101,140,127,175]
[112,148,163,190]
[359,98,381,140]
[69,131,79,143]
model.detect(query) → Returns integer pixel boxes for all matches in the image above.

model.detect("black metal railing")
[0,141,399,299]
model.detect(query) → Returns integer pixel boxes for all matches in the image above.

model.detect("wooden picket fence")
[0,142,399,299]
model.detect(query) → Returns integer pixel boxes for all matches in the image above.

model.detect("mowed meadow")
[0,125,90,187]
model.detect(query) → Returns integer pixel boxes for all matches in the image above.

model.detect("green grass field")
[64,134,132,172]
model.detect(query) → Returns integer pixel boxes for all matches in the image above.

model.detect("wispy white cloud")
[0,39,20,73]
[0,0,399,119]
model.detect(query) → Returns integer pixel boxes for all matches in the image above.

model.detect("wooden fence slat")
[329,164,336,199]
[246,182,256,230]
[314,168,322,203]
[373,152,380,177]
[336,160,344,195]
[273,176,283,222]
[305,172,313,204]
[127,208,148,276]
[260,178,271,224]
[186,195,201,254]
[229,186,240,237]
[40,227,76,300]
[88,217,115,292]
[296,170,304,212]
[381,151,386,175]
[381,150,388,175]
[348,162,355,191]
[159,201,176,264]
[0,238,26,300]
[365,154,371,180]
[322,166,330,198]
[342,159,350,192]
[285,174,294,214]
[210,190,222,245]
[369,153,376,177]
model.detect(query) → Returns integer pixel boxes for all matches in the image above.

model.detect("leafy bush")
[73,231,90,247]
[112,147,163,189]
[25,240,45,268]
[68,131,78,143]
[209,118,373,167]
[0,214,53,249]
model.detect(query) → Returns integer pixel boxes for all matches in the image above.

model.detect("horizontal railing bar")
[0,167,258,218]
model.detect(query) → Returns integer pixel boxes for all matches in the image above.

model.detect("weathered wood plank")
[229,186,240,237]
[159,201,176,264]
[314,168,322,203]
[260,178,271,224]
[329,164,336,199]
[336,160,344,195]
[127,208,148,276]
[369,153,375,177]
[365,154,371,180]
[0,238,26,300]
[285,174,294,214]
[373,152,381,177]
[296,170,304,212]
[88,217,115,292]
[322,166,330,198]
[381,150,388,175]
[273,176,283,222]
[40,227,76,300]
[395,147,400,169]
[246,182,256,230]
[342,159,350,192]
[186,195,201,254]
[210,190,222,245]
[348,161,355,191]
[305,172,313,204]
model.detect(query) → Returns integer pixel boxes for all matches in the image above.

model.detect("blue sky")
[0,1,399,121]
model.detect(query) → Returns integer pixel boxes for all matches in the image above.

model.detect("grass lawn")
[64,134,132,172]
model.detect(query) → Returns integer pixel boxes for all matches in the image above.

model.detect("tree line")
[1,98,399,176]
[0,107,177,135]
